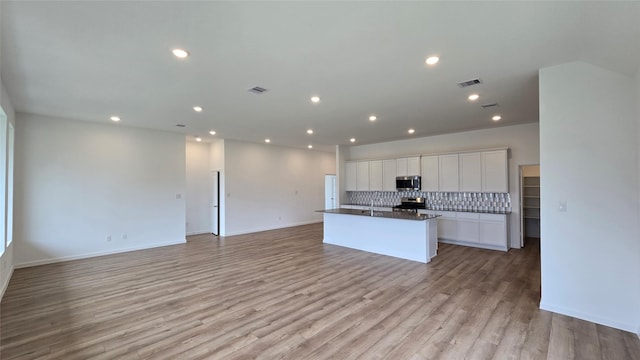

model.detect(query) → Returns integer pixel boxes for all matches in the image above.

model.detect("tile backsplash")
[347,191,511,212]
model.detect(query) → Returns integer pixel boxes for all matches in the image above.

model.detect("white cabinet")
[437,212,457,240]
[459,152,482,192]
[368,160,383,191]
[421,156,439,191]
[422,210,508,251]
[345,162,357,191]
[356,161,370,191]
[479,214,507,248]
[396,157,420,176]
[382,159,397,191]
[456,212,480,242]
[482,150,508,192]
[438,154,459,192]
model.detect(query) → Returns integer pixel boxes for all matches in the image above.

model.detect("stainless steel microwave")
[396,176,421,191]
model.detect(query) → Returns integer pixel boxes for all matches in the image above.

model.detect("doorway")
[520,165,540,247]
[211,171,220,236]
[324,175,337,209]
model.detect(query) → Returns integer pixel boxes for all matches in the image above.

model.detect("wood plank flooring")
[1,223,639,359]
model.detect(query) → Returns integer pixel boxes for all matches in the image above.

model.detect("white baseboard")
[186,230,212,236]
[540,300,637,334]
[0,265,14,301]
[223,220,322,237]
[14,239,186,269]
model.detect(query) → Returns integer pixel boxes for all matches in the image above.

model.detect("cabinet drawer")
[456,212,479,220]
[479,213,506,222]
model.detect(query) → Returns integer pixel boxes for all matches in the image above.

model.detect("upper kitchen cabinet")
[356,161,370,191]
[382,159,397,191]
[460,152,483,192]
[369,160,383,191]
[396,157,420,176]
[421,155,439,191]
[345,161,357,191]
[438,154,459,192]
[482,150,508,193]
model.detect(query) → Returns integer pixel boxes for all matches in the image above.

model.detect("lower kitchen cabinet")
[479,214,507,247]
[420,210,508,251]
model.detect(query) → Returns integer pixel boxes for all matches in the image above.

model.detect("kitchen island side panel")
[322,213,436,263]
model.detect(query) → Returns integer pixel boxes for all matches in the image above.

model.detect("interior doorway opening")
[520,164,540,247]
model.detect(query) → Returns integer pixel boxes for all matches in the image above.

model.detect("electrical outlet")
[121,233,127,240]
[106,235,112,242]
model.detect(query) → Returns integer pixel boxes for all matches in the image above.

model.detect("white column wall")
[347,123,540,249]
[539,61,640,333]
[185,140,212,235]
[14,114,186,267]
[0,79,16,299]
[223,140,335,236]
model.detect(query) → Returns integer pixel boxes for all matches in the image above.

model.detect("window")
[0,109,6,255]
[7,122,14,246]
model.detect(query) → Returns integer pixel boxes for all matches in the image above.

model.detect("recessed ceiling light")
[195,137,202,142]
[350,138,356,143]
[492,115,502,121]
[172,48,189,58]
[209,130,216,135]
[468,94,480,101]
[193,106,203,112]
[308,145,313,149]
[408,129,415,134]
[311,96,320,103]
[110,116,120,122]
[425,56,439,65]
[265,139,271,143]
[369,115,377,121]
[307,129,314,134]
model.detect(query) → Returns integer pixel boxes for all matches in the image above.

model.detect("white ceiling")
[2,1,639,152]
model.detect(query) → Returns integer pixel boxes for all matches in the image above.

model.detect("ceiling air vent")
[175,124,186,128]
[248,86,269,94]
[457,78,482,88]
[481,103,499,109]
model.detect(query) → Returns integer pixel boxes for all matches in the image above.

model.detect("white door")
[211,171,220,235]
[325,175,337,209]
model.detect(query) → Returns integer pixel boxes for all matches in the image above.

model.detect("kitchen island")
[318,209,439,263]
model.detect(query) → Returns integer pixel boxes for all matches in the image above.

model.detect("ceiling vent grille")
[457,78,482,88]
[481,103,499,109]
[248,86,269,94]
[175,124,186,128]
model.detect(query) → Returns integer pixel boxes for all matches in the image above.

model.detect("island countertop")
[318,208,439,221]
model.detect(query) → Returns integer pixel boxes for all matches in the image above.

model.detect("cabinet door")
[421,156,439,191]
[456,212,480,242]
[438,217,457,240]
[460,152,482,192]
[345,162,357,191]
[479,218,507,247]
[407,157,421,175]
[438,154,459,192]
[369,160,383,191]
[382,159,397,191]
[482,150,508,192]
[396,158,408,176]
[356,161,370,191]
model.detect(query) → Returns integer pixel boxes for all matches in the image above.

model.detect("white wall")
[539,61,640,333]
[14,114,186,267]
[210,139,225,236]
[185,141,212,235]
[347,123,540,249]
[223,140,335,236]
[0,79,16,298]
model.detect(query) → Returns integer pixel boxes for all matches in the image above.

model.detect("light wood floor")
[1,223,639,359]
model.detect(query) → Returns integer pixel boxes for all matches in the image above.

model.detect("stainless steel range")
[393,197,426,213]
